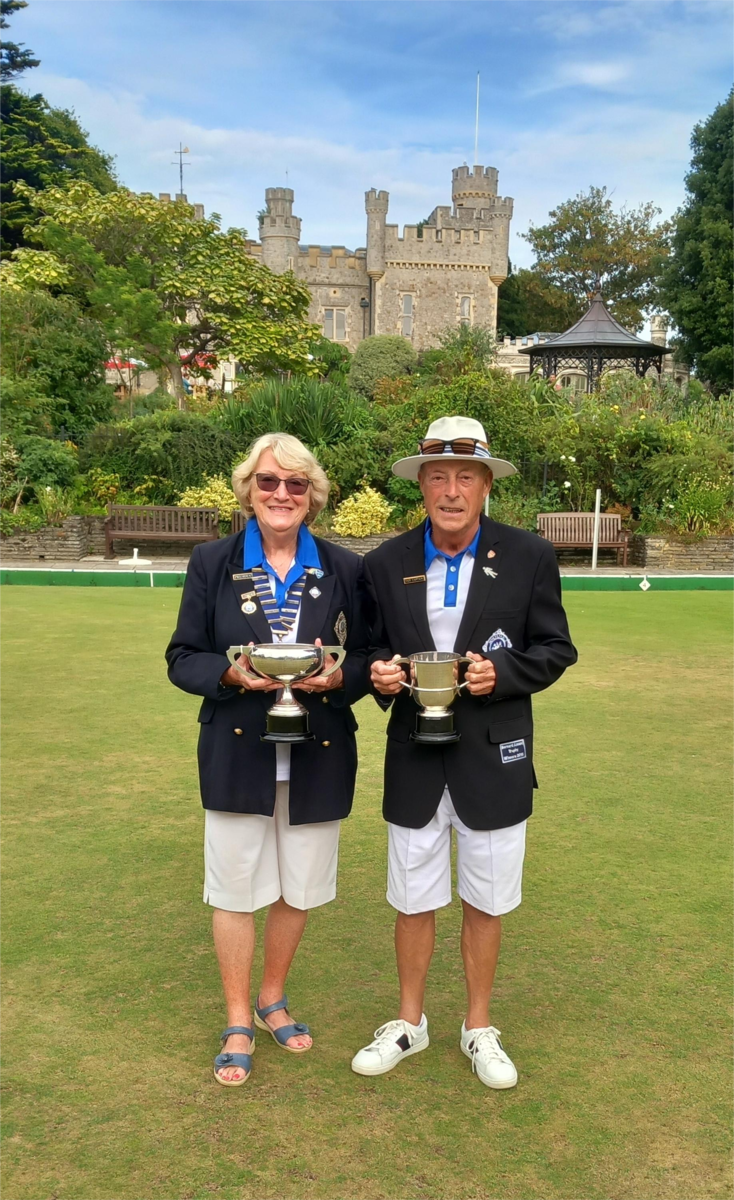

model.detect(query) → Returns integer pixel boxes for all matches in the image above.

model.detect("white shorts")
[387,786,526,916]
[203,782,340,913]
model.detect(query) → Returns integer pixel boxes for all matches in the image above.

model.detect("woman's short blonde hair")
[232,433,330,524]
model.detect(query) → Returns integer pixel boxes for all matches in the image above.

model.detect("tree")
[660,90,733,395]
[2,182,319,402]
[497,261,584,337]
[523,186,670,330]
[1,0,39,80]
[0,286,113,437]
[348,335,417,399]
[0,86,117,256]
[419,323,497,382]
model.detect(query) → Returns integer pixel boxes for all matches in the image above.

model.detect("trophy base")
[261,709,315,744]
[410,712,461,745]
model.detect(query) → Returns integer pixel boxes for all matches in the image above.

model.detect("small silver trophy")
[226,643,346,743]
[395,650,473,744]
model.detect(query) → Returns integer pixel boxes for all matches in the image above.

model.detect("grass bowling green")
[2,588,731,1200]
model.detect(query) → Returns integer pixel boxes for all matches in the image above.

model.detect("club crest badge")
[483,628,512,652]
[335,610,348,647]
[309,586,321,598]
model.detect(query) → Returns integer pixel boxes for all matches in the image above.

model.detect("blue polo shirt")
[244,517,321,609]
[424,520,481,608]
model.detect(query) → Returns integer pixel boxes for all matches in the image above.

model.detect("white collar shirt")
[425,550,475,652]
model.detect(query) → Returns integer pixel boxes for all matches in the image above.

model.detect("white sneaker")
[460,1023,518,1089]
[351,1016,429,1076]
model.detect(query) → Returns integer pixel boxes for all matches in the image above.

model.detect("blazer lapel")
[453,516,502,652]
[227,546,273,644]
[296,574,336,644]
[402,526,435,651]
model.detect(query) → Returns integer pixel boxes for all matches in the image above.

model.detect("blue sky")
[16,0,734,266]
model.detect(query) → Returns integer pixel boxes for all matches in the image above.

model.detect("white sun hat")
[391,415,517,482]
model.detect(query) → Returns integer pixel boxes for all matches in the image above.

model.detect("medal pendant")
[242,600,257,615]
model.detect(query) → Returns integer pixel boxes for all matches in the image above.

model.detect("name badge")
[403,574,426,585]
[500,739,526,764]
[232,572,253,581]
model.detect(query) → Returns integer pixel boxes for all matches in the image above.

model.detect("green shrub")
[0,507,46,536]
[348,335,417,399]
[16,436,78,493]
[178,476,239,520]
[217,378,368,448]
[80,412,242,502]
[332,487,393,537]
[669,477,733,535]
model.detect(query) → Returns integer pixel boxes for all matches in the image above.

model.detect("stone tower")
[365,188,389,282]
[259,187,302,274]
[451,164,499,207]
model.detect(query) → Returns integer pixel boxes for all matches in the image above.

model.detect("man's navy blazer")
[166,530,370,824]
[363,515,577,831]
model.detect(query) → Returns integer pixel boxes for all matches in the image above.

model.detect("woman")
[166,432,369,1085]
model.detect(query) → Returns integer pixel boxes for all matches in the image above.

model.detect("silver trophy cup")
[395,650,473,744]
[226,643,346,743]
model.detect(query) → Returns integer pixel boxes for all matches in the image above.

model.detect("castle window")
[401,294,414,339]
[323,308,347,341]
[474,230,480,243]
[454,231,461,244]
[435,229,442,242]
[459,296,472,326]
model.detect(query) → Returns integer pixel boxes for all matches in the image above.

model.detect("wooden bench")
[537,512,630,566]
[230,510,246,535]
[104,505,219,558]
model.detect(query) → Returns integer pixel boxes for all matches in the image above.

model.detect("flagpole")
[474,72,480,164]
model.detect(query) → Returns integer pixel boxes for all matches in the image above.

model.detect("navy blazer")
[166,531,370,824]
[364,515,577,831]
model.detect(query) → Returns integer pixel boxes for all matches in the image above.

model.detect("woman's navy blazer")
[166,530,370,824]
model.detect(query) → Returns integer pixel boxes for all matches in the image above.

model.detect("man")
[351,416,577,1089]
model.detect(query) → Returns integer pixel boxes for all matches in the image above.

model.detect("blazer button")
[322,740,331,747]
[239,687,246,694]
[234,728,243,736]
[322,696,329,704]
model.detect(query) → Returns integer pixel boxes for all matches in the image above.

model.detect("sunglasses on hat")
[419,438,489,457]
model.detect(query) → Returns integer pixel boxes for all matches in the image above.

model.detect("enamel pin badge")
[240,590,257,615]
[309,586,321,598]
[335,611,347,646]
[483,567,498,578]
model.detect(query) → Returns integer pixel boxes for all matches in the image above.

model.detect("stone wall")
[0,516,89,561]
[319,532,397,555]
[636,536,734,571]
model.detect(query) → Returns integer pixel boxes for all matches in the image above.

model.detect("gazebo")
[518,290,672,392]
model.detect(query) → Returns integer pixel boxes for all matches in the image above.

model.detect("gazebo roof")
[519,291,671,356]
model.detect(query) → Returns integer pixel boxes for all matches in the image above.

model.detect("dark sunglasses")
[419,438,489,456]
[254,472,310,496]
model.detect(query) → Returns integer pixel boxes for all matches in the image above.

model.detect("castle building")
[246,165,513,351]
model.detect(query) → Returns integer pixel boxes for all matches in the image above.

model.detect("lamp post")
[359,296,370,341]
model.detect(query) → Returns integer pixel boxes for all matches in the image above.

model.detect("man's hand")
[293,638,343,693]
[464,651,496,696]
[219,645,279,691]
[371,654,407,696]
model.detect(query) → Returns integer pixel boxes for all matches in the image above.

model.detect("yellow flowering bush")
[332,486,393,537]
[178,475,239,520]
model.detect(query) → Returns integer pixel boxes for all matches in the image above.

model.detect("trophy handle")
[318,646,346,678]
[393,657,414,689]
[226,645,262,683]
[455,655,475,690]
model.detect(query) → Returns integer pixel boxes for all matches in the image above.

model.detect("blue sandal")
[254,995,311,1053]
[213,1025,255,1086]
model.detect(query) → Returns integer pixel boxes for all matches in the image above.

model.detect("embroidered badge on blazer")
[483,628,512,652]
[500,739,526,764]
[335,610,347,646]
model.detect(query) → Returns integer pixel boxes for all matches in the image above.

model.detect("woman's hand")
[220,646,280,691]
[464,651,497,696]
[293,638,343,693]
